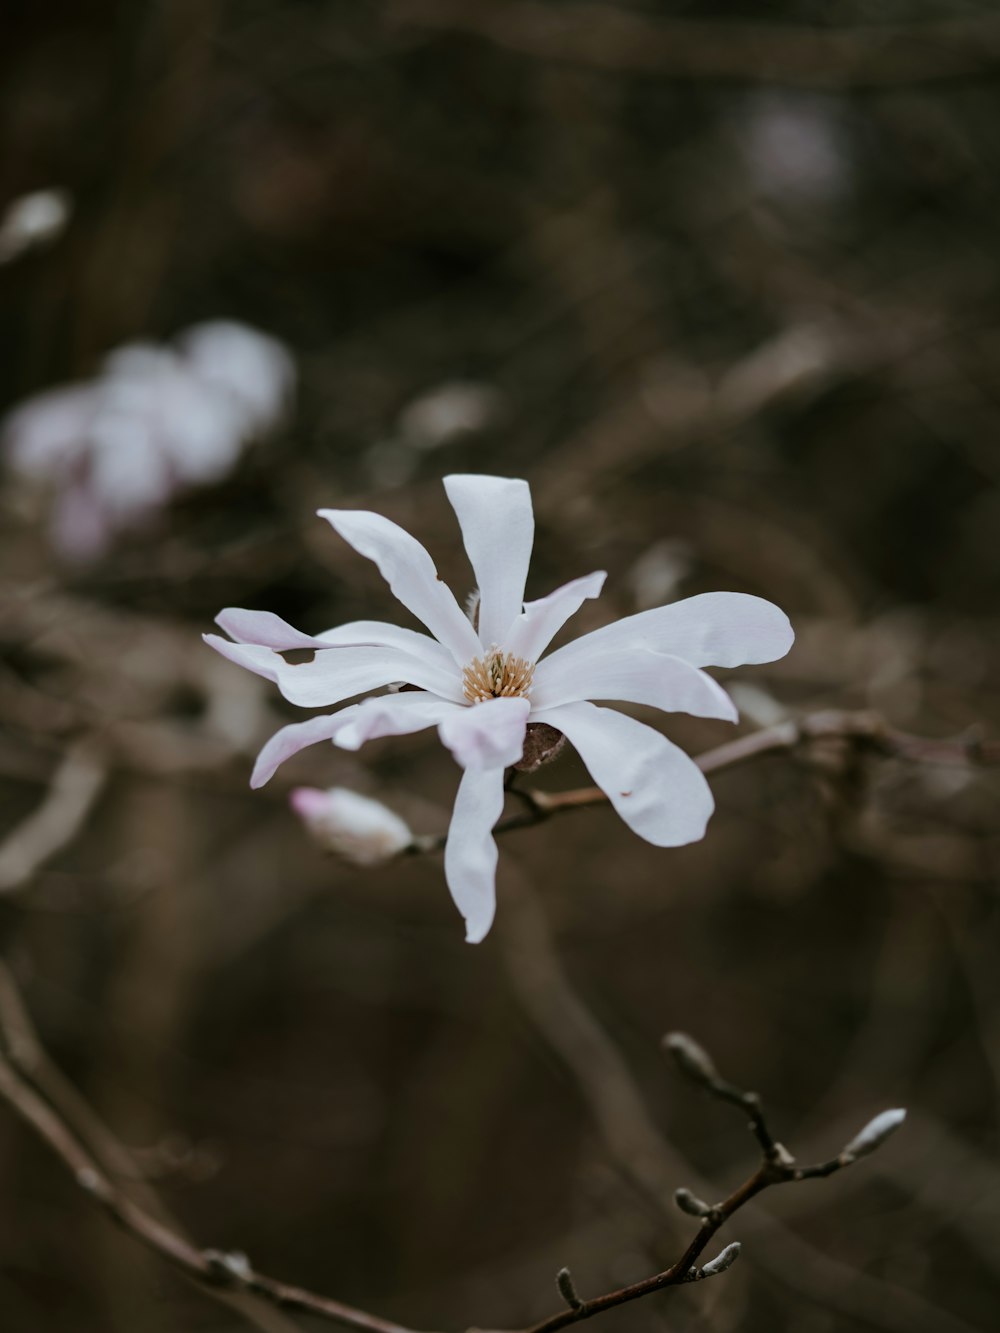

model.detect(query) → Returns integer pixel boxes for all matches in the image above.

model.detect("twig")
[411,710,999,855]
[0,741,108,894]
[0,964,299,1333]
[496,874,979,1333]
[506,1031,904,1333]
[0,964,422,1333]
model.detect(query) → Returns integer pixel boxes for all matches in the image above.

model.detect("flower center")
[462,648,534,704]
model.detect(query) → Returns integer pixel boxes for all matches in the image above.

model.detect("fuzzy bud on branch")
[840,1108,907,1164]
[663,1031,719,1087]
[699,1242,741,1279]
[674,1187,713,1218]
[556,1267,584,1310]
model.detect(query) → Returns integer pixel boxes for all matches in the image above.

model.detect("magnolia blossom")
[206,475,793,942]
[3,321,294,559]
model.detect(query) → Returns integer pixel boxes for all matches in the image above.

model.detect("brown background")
[2,3,999,1331]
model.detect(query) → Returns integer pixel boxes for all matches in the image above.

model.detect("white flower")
[290,787,413,865]
[3,321,295,559]
[205,475,793,942]
[0,188,71,263]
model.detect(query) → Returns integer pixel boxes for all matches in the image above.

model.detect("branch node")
[769,1141,795,1170]
[203,1248,253,1286]
[75,1166,101,1193]
[556,1266,584,1311]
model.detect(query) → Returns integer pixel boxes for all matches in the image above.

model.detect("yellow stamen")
[462,649,535,704]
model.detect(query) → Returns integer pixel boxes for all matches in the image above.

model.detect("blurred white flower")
[3,321,295,559]
[178,321,294,437]
[290,787,413,866]
[740,94,850,206]
[0,188,72,263]
[396,381,502,451]
[207,475,794,943]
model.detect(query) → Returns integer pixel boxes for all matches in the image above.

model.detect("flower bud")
[840,1107,906,1164]
[700,1242,741,1278]
[289,787,412,866]
[663,1031,719,1086]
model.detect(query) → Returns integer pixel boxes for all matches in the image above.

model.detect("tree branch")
[0,964,423,1333]
[511,1033,904,1333]
[411,709,999,855]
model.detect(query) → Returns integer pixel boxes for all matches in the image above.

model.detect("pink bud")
[289,787,412,866]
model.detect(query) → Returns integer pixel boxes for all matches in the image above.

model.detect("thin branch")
[509,1031,904,1333]
[0,965,423,1333]
[496,873,978,1333]
[411,710,999,855]
[0,741,108,894]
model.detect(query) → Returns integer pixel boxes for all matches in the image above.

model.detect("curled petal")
[504,570,607,663]
[251,710,361,788]
[216,608,330,651]
[217,608,457,676]
[443,474,534,647]
[204,633,282,684]
[438,696,530,770]
[318,507,480,664]
[531,647,737,721]
[334,692,464,750]
[206,634,462,706]
[541,592,794,674]
[444,766,506,943]
[532,701,714,847]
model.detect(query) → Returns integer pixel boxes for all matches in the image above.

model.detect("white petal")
[334,692,464,750]
[204,633,281,684]
[444,766,506,943]
[251,710,360,788]
[531,647,737,721]
[216,608,330,651]
[443,475,534,647]
[438,696,530,770]
[540,592,794,675]
[318,508,480,664]
[532,701,714,847]
[217,607,456,675]
[504,570,606,661]
[205,634,463,706]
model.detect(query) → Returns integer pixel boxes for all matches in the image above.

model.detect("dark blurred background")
[2,2,999,1331]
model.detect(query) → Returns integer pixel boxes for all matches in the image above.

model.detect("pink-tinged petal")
[317,508,480,665]
[532,701,714,847]
[217,608,456,675]
[443,475,534,647]
[504,570,607,662]
[216,608,328,651]
[207,633,463,706]
[530,648,737,721]
[334,692,464,750]
[250,710,360,788]
[444,766,506,943]
[541,592,794,674]
[204,633,282,683]
[438,696,530,770]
